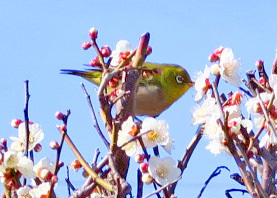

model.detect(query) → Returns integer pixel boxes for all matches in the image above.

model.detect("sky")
[1,1,277,197]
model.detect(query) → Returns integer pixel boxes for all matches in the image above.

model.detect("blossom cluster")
[192,46,277,158]
[0,120,57,198]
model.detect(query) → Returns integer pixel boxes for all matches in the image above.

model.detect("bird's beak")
[189,81,195,87]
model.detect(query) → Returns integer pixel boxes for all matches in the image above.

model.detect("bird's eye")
[176,75,184,84]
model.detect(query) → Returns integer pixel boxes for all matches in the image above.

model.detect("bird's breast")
[135,84,168,116]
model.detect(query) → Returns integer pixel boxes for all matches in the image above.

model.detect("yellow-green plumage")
[61,62,193,117]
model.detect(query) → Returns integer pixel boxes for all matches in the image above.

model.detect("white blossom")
[219,48,241,86]
[110,40,132,66]
[194,66,211,102]
[148,156,181,186]
[191,96,221,125]
[17,156,36,179]
[16,185,32,198]
[10,122,44,152]
[117,117,142,157]
[29,182,51,198]
[140,117,170,149]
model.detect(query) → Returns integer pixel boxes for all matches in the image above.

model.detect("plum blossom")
[110,40,132,66]
[191,96,221,125]
[117,117,142,157]
[34,158,55,182]
[10,122,44,152]
[140,117,170,150]
[29,182,51,198]
[16,185,32,198]
[148,156,181,186]
[17,156,36,179]
[194,66,211,102]
[219,48,241,86]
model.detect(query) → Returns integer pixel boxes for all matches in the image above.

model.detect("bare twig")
[23,80,31,158]
[197,166,230,198]
[81,83,110,149]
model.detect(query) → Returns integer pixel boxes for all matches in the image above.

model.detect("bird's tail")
[60,69,102,86]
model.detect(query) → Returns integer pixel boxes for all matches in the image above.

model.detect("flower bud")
[51,175,58,184]
[57,124,67,132]
[50,141,60,150]
[255,60,264,69]
[101,45,112,57]
[141,173,153,184]
[1,138,7,147]
[11,119,23,128]
[146,46,152,55]
[140,162,149,173]
[134,154,144,163]
[55,111,65,120]
[70,159,82,171]
[210,64,220,75]
[89,27,98,39]
[34,143,42,152]
[90,57,101,67]
[208,53,219,62]
[82,42,92,50]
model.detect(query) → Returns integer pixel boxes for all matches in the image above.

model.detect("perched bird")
[61,62,193,117]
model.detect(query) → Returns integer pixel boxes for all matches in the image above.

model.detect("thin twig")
[81,83,110,149]
[142,177,181,198]
[197,166,230,198]
[23,80,31,158]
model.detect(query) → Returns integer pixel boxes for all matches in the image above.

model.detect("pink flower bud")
[51,175,58,184]
[50,141,60,150]
[57,124,67,132]
[70,159,82,171]
[90,57,101,67]
[255,60,264,68]
[82,42,92,50]
[140,162,149,173]
[89,27,98,39]
[11,119,23,128]
[101,46,112,57]
[34,143,42,152]
[55,111,65,120]
[146,46,152,55]
[1,138,7,147]
[208,53,219,62]
[134,154,145,163]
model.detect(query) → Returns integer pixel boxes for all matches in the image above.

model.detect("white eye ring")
[176,75,184,84]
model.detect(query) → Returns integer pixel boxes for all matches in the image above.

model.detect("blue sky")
[1,1,277,197]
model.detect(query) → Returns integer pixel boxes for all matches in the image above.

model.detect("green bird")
[61,63,193,117]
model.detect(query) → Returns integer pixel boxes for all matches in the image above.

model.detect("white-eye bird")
[61,62,193,117]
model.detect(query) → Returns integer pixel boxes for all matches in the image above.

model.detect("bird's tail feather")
[60,69,102,85]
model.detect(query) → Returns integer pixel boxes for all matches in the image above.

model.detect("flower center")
[147,130,159,142]
[156,166,168,179]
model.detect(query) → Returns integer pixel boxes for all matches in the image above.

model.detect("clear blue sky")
[1,1,277,197]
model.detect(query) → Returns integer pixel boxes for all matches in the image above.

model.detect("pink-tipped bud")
[208,53,219,62]
[89,27,98,39]
[255,60,264,68]
[101,45,112,57]
[140,162,149,173]
[50,141,60,150]
[82,42,92,50]
[70,159,82,171]
[90,57,101,67]
[55,111,65,120]
[57,124,67,132]
[141,173,153,184]
[34,143,42,152]
[51,175,58,184]
[1,138,7,147]
[134,154,144,163]
[146,46,152,55]
[11,119,23,128]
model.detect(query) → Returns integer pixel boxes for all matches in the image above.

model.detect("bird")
[61,62,193,117]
